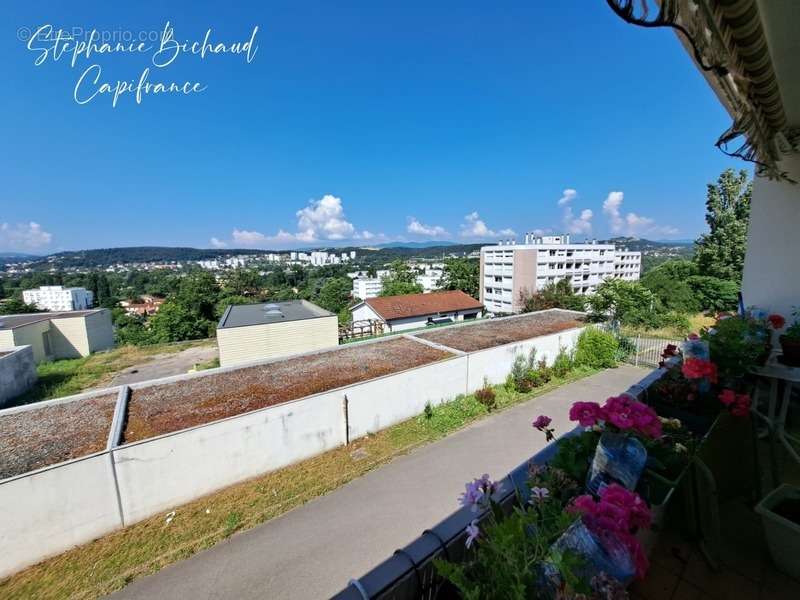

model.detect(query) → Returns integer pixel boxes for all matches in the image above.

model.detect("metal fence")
[623,335,682,369]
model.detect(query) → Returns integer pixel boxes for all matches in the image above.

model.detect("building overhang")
[606,0,799,182]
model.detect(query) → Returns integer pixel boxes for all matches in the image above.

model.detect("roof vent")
[264,309,283,317]
[263,304,280,310]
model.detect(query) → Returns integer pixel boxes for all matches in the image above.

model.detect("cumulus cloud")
[602,191,678,237]
[557,189,593,235]
[296,194,355,240]
[0,221,53,250]
[407,217,449,238]
[459,212,515,239]
[215,194,377,247]
[557,189,578,207]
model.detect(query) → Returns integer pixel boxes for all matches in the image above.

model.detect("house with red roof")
[349,290,483,333]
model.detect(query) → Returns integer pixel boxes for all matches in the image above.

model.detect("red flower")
[687,333,700,340]
[662,344,678,357]
[768,314,786,329]
[731,394,751,417]
[718,389,737,407]
[681,358,718,383]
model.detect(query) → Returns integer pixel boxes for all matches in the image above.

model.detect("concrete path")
[110,365,648,600]
[110,345,218,386]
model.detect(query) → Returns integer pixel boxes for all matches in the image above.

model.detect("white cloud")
[232,228,269,246]
[532,228,552,236]
[459,212,515,239]
[557,188,578,207]
[602,191,678,237]
[0,221,53,250]
[407,217,449,238]
[296,194,355,241]
[558,189,593,235]
[215,194,377,247]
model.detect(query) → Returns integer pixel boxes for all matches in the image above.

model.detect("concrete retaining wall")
[0,311,587,577]
[0,346,37,407]
[465,326,584,391]
[0,452,122,578]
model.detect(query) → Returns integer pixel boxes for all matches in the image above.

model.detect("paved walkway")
[110,366,648,600]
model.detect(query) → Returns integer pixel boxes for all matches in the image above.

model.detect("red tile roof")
[365,290,483,321]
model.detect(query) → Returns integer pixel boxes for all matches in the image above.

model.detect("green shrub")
[573,328,619,369]
[474,378,497,411]
[551,347,574,378]
[509,348,537,392]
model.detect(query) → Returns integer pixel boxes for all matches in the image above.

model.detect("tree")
[686,275,739,312]
[380,260,423,296]
[113,312,151,345]
[694,169,751,281]
[438,258,479,298]
[221,269,262,297]
[520,279,585,313]
[640,260,700,313]
[316,277,353,314]
[587,279,662,327]
[148,301,216,343]
[0,298,41,315]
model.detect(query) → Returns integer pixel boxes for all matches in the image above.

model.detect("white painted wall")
[114,390,346,524]
[0,453,122,578]
[345,356,468,438]
[0,312,586,577]
[742,156,800,320]
[465,326,584,391]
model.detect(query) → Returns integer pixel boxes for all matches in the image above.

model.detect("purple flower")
[465,520,480,548]
[530,486,550,501]
[532,415,552,429]
[458,474,500,512]
[459,480,484,512]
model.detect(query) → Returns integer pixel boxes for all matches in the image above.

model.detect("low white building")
[22,286,94,312]
[216,300,339,367]
[350,290,483,332]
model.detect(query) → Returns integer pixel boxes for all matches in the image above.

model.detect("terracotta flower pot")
[779,336,800,367]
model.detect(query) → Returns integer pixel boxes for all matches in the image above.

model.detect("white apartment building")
[479,234,641,314]
[614,250,642,281]
[416,266,443,293]
[22,286,94,311]
[352,276,385,300]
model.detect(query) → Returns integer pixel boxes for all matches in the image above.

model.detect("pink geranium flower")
[602,396,637,430]
[718,389,737,406]
[569,402,604,427]
[731,394,751,417]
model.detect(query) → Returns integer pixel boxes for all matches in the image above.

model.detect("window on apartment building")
[494,276,502,283]
[549,250,556,256]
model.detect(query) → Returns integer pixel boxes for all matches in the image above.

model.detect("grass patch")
[0,366,598,600]
[9,339,217,407]
[193,357,220,371]
[621,313,716,340]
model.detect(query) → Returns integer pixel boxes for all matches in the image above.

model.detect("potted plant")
[778,309,800,367]
[755,484,800,578]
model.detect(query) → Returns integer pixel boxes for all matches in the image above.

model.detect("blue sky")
[1,1,747,253]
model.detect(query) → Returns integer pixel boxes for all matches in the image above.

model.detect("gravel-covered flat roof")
[415,310,584,353]
[218,300,333,329]
[0,393,118,480]
[0,309,105,330]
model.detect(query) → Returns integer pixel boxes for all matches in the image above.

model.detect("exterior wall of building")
[0,346,38,407]
[10,320,52,363]
[49,317,90,358]
[613,251,642,281]
[511,249,538,312]
[352,277,384,300]
[742,156,800,319]
[83,310,115,353]
[0,330,14,349]
[22,287,93,311]
[481,246,516,313]
[351,303,382,323]
[217,315,339,367]
[384,309,481,332]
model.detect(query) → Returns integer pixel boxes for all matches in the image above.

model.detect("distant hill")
[0,252,40,265]
[600,237,693,251]
[370,241,460,249]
